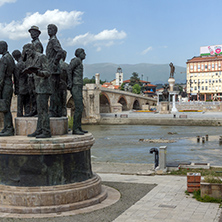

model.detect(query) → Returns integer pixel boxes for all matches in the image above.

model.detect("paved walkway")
[99,173,221,222]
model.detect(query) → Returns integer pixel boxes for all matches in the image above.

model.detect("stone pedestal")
[15,117,68,136]
[168,77,175,92]
[159,101,170,114]
[0,119,107,214]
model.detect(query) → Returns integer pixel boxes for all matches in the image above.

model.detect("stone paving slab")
[99,174,222,222]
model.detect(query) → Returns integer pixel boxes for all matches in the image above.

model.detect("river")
[83,125,222,166]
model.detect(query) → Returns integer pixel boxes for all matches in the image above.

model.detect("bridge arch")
[133,99,140,110]
[100,92,111,113]
[118,96,127,111]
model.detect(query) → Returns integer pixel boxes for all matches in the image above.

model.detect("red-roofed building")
[187,45,222,101]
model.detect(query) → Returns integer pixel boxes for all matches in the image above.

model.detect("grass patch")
[203,175,222,184]
[192,189,222,204]
[170,167,222,177]
[68,116,73,129]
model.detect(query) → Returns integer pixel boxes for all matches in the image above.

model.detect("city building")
[186,44,222,101]
[143,83,157,96]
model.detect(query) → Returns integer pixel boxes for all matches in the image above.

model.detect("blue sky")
[0,0,222,68]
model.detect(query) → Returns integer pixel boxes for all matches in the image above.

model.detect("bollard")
[219,136,222,145]
[202,136,205,143]
[206,135,208,141]
[197,136,200,143]
[158,146,167,172]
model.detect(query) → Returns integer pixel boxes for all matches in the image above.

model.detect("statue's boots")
[36,133,51,138]
[0,128,14,136]
[79,127,88,133]
[72,129,84,135]
[27,131,40,137]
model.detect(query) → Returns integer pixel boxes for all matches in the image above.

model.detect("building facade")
[187,45,222,101]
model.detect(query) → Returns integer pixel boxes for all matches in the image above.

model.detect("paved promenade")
[100,173,221,222]
[93,162,222,222]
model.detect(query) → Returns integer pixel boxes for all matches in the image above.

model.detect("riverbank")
[98,111,222,126]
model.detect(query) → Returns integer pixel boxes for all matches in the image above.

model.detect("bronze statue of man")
[12,50,30,117]
[0,41,16,136]
[23,43,52,138]
[29,26,43,53]
[162,84,169,101]
[23,26,44,117]
[59,50,68,117]
[46,24,63,117]
[68,48,88,135]
[169,62,175,78]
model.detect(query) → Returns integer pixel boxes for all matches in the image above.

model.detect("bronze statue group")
[0,24,87,138]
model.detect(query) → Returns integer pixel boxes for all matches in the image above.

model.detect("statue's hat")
[28,26,41,34]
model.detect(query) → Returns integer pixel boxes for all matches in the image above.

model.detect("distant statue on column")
[169,62,175,78]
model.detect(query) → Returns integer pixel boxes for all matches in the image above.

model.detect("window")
[195,86,197,90]
[208,64,211,70]
[216,64,218,69]
[209,79,211,83]
[201,64,204,70]
[216,79,218,83]
[212,63,215,69]
[202,86,204,90]
[195,73,197,77]
[219,63,221,69]
[190,65,193,70]
[194,65,197,71]
[202,73,204,77]
[205,64,208,69]
[209,87,211,91]
[205,86,208,90]
[205,79,208,83]
[198,64,200,70]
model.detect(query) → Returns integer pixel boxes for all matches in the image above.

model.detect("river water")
[83,125,222,166]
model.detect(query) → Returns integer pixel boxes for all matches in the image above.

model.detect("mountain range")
[84,63,187,84]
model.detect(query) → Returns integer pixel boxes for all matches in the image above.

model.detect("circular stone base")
[15,117,68,136]
[0,174,107,214]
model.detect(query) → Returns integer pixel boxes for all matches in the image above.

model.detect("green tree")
[120,82,126,91]
[132,84,141,94]
[129,72,141,86]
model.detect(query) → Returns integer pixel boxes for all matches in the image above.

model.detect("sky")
[0,0,222,68]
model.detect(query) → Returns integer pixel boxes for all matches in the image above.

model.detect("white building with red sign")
[186,45,222,101]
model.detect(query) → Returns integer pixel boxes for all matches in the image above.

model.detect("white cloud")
[141,46,152,55]
[0,9,83,40]
[0,0,16,7]
[67,28,127,50]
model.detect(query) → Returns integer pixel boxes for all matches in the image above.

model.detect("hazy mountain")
[84,63,186,84]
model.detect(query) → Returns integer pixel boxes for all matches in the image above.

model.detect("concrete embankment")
[99,117,222,126]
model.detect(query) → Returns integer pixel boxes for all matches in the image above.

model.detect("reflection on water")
[84,125,222,165]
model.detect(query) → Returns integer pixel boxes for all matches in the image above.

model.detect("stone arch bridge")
[67,83,157,123]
